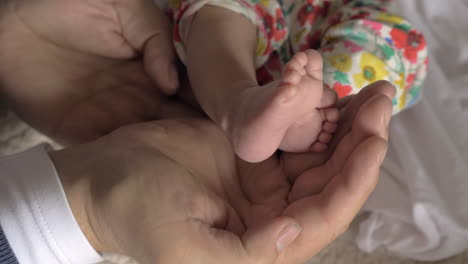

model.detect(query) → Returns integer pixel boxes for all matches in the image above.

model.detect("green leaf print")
[286,3,295,16]
[381,44,395,60]
[410,84,422,97]
[334,71,351,85]
[279,45,290,63]
[344,27,369,44]
[395,23,413,32]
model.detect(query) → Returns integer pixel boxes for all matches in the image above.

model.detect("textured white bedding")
[355,0,468,261]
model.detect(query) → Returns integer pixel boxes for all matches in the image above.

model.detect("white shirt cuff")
[0,144,103,264]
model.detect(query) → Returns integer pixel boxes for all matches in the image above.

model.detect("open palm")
[235,83,394,263]
[70,82,394,264]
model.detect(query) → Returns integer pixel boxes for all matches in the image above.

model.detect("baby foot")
[281,80,396,184]
[228,50,338,162]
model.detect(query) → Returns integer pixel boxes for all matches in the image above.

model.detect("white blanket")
[357,0,468,261]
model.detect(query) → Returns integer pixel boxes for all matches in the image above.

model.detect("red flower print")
[424,57,430,71]
[349,11,371,20]
[299,30,322,51]
[298,2,321,26]
[254,2,266,16]
[256,5,284,43]
[273,8,287,42]
[239,0,254,8]
[165,10,174,20]
[390,29,426,63]
[267,51,282,72]
[321,46,335,53]
[321,1,331,17]
[328,11,343,26]
[344,40,363,52]
[363,20,383,33]
[255,5,274,55]
[390,28,407,49]
[256,66,274,85]
[333,82,353,98]
[406,73,416,90]
[173,5,190,42]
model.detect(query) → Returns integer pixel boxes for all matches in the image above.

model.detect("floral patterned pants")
[166,0,428,113]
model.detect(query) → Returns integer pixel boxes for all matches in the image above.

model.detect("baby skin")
[228,51,339,162]
[185,6,338,162]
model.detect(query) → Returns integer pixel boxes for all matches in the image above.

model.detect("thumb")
[117,0,179,95]
[242,217,301,263]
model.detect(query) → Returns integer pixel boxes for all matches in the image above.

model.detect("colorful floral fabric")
[168,0,428,114]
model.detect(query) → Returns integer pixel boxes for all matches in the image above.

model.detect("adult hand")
[281,80,396,197]
[0,0,198,145]
[50,82,394,264]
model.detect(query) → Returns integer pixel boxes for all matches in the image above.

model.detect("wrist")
[48,149,110,253]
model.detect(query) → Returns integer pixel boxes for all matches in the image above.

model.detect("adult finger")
[280,137,387,264]
[288,93,392,201]
[116,0,179,95]
[282,82,394,181]
[152,216,300,264]
[242,217,302,263]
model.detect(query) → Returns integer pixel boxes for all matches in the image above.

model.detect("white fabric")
[357,0,468,261]
[0,144,103,264]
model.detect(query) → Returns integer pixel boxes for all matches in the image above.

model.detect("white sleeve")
[0,144,103,264]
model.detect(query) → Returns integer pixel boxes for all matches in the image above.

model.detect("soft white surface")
[0,144,103,264]
[356,0,468,261]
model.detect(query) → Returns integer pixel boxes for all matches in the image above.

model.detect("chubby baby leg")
[172,2,338,162]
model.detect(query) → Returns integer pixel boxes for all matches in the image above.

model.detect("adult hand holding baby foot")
[185,7,340,163]
[0,0,197,145]
[51,83,393,264]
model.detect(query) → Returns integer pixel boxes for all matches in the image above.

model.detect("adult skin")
[0,0,199,145]
[0,0,395,262]
[51,82,393,264]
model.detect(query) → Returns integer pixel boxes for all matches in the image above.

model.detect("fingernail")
[276,223,301,252]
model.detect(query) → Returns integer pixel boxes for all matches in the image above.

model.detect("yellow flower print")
[394,72,405,89]
[329,54,352,72]
[398,90,407,110]
[256,38,267,57]
[260,0,270,7]
[294,29,306,44]
[170,0,181,9]
[353,53,389,88]
[377,13,404,25]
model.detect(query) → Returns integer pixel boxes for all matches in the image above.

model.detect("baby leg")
[180,4,337,162]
